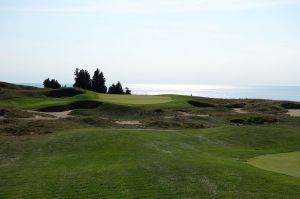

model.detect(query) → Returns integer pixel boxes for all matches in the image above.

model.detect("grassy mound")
[0,82,37,90]
[36,101,103,112]
[248,151,300,178]
[45,88,84,98]
[0,127,299,198]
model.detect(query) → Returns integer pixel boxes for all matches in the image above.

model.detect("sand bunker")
[180,112,209,117]
[115,121,142,125]
[25,110,73,120]
[286,109,300,117]
[233,108,249,114]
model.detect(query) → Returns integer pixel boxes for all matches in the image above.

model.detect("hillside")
[0,82,299,198]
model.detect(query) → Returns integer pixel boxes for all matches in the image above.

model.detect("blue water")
[21,83,300,102]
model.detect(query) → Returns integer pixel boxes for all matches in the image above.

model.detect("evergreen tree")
[43,78,51,88]
[43,78,61,89]
[50,79,61,89]
[125,87,132,95]
[92,68,107,93]
[108,83,116,94]
[73,68,92,90]
[108,81,124,94]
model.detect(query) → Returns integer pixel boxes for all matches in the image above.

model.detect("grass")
[1,83,300,198]
[0,126,299,198]
[97,93,172,105]
[0,89,172,109]
[248,151,300,178]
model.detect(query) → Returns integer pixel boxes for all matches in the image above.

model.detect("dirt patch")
[45,88,84,98]
[188,100,215,108]
[36,101,103,112]
[286,109,300,117]
[177,111,209,117]
[233,108,249,114]
[115,120,142,125]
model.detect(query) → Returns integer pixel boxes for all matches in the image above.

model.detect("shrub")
[224,103,245,108]
[230,119,245,124]
[281,102,300,109]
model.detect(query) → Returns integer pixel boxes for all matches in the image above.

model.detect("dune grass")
[0,126,299,198]
[248,151,300,178]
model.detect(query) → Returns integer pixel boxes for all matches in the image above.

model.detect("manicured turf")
[0,90,173,109]
[0,126,299,198]
[248,151,300,178]
[1,83,300,198]
[97,93,172,105]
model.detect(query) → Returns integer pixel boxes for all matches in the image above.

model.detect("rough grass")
[0,126,299,198]
[248,151,300,178]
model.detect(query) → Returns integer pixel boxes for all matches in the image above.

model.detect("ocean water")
[22,83,300,102]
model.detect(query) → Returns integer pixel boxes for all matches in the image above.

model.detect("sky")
[0,0,300,86]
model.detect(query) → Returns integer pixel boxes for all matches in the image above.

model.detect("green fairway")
[1,83,300,198]
[1,126,300,198]
[248,151,300,178]
[0,89,173,109]
[97,93,172,105]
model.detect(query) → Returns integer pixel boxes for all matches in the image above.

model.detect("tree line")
[43,68,131,95]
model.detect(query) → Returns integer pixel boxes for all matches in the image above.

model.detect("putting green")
[97,93,172,105]
[248,151,300,178]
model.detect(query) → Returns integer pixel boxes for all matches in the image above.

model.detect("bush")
[224,103,245,108]
[281,102,300,109]
[230,119,245,124]
[230,116,278,125]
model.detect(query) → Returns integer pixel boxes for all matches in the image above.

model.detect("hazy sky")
[1,0,300,85]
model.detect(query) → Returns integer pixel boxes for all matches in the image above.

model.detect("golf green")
[248,151,300,178]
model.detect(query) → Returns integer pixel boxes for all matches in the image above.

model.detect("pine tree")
[43,78,51,88]
[43,78,61,89]
[73,68,92,90]
[108,84,116,94]
[108,82,124,94]
[92,68,107,93]
[125,87,131,95]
